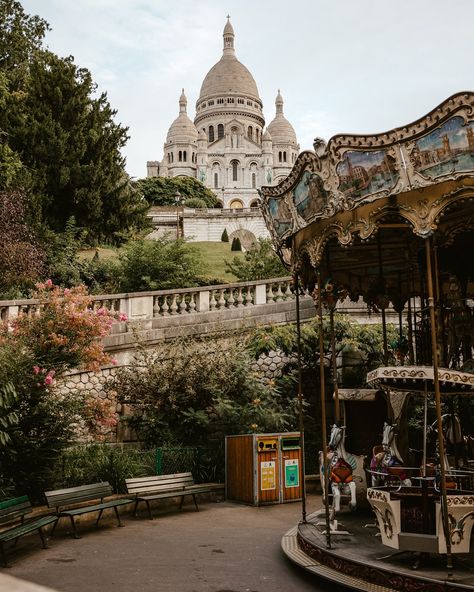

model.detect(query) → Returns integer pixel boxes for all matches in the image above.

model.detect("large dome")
[197,18,260,102]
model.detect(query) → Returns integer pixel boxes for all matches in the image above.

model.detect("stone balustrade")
[0,277,297,323]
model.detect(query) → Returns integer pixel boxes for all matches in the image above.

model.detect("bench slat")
[126,473,195,496]
[44,482,113,509]
[58,498,132,517]
[0,515,57,542]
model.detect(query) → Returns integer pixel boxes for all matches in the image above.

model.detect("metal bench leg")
[0,542,10,568]
[69,516,80,539]
[192,494,199,512]
[146,500,153,520]
[38,527,49,549]
[51,518,59,537]
[114,506,125,527]
[95,509,104,527]
[132,499,139,517]
[179,496,185,510]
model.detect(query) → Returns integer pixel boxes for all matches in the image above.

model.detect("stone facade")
[147,18,299,209]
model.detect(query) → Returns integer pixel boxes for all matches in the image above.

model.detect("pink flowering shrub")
[0,282,124,499]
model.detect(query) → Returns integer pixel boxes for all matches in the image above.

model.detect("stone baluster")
[275,282,284,302]
[179,294,187,314]
[227,289,235,308]
[245,286,253,306]
[284,282,293,299]
[169,294,178,315]
[188,293,196,314]
[161,296,170,316]
[217,289,226,309]
[153,296,161,317]
[236,287,244,308]
[266,284,273,303]
[209,290,217,311]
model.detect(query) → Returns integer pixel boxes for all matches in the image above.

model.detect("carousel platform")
[282,509,474,592]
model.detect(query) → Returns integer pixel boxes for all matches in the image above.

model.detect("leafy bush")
[113,335,297,449]
[226,237,286,280]
[183,197,208,208]
[0,282,120,500]
[135,176,219,207]
[58,445,152,493]
[221,228,229,242]
[115,237,205,291]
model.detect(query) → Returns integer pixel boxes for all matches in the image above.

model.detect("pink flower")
[45,279,53,288]
[111,358,118,365]
[64,288,70,295]
[118,312,128,322]
[44,375,54,386]
[96,307,107,316]
[33,365,41,375]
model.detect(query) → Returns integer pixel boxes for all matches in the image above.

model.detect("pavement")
[2,494,339,592]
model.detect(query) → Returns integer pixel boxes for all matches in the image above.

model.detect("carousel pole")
[377,233,389,364]
[329,308,341,423]
[317,271,332,548]
[425,237,453,572]
[294,272,307,524]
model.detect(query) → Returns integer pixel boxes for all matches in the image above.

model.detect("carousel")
[260,91,474,591]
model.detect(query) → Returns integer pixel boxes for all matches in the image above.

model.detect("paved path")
[6,495,338,592]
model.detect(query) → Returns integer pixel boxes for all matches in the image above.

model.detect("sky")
[20,0,474,180]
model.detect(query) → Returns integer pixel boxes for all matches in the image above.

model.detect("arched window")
[231,160,239,182]
[178,151,182,162]
[255,129,259,143]
[283,151,287,162]
[217,124,224,139]
[252,173,256,189]
[183,150,187,162]
[214,172,219,188]
[209,126,214,142]
[247,126,253,140]
[278,151,282,163]
[171,153,174,163]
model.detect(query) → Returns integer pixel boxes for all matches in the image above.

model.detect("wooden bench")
[0,496,58,566]
[44,482,132,538]
[125,472,212,519]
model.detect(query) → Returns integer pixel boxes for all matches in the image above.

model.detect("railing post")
[195,289,210,312]
[254,284,267,305]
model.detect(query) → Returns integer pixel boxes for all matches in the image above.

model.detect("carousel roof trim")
[259,92,474,260]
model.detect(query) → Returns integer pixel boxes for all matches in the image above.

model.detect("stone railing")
[0,277,297,323]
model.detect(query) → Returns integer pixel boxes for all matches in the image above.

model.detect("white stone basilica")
[147,18,299,209]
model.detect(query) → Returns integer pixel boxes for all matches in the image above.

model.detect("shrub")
[231,237,242,251]
[183,197,208,208]
[225,237,286,280]
[221,228,229,242]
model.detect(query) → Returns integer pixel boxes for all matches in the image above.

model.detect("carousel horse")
[428,413,467,482]
[370,422,411,487]
[324,424,358,513]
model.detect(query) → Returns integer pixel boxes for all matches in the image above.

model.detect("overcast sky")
[20,0,474,179]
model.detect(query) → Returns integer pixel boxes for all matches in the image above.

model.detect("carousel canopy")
[260,92,474,303]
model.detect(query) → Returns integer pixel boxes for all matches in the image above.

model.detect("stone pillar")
[195,290,210,312]
[254,284,267,305]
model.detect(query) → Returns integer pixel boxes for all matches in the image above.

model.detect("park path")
[5,495,339,592]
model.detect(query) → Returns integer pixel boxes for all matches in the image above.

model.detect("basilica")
[146,18,300,209]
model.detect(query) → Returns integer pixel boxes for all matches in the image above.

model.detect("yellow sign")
[261,461,276,490]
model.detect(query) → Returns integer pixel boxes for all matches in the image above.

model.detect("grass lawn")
[193,241,245,283]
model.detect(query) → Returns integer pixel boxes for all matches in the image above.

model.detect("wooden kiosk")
[225,432,303,505]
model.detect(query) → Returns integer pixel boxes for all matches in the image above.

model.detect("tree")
[135,176,219,208]
[231,237,242,251]
[0,2,147,243]
[226,237,286,280]
[221,228,229,242]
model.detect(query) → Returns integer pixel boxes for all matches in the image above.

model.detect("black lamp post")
[175,190,182,239]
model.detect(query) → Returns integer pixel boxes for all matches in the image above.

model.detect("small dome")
[263,128,272,141]
[198,18,260,102]
[267,90,297,145]
[166,89,198,143]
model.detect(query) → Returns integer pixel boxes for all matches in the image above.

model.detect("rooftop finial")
[179,88,187,113]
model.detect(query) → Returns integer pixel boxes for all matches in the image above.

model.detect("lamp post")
[175,190,182,239]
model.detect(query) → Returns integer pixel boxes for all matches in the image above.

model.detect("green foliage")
[115,237,205,291]
[58,445,151,493]
[231,237,242,251]
[183,197,208,208]
[226,237,286,280]
[0,382,18,447]
[221,228,229,242]
[113,336,296,448]
[0,2,147,244]
[0,283,118,500]
[0,189,44,297]
[135,176,219,208]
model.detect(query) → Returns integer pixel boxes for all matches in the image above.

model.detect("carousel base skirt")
[281,510,474,592]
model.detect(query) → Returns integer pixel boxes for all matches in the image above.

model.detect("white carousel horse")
[370,422,411,486]
[324,424,357,513]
